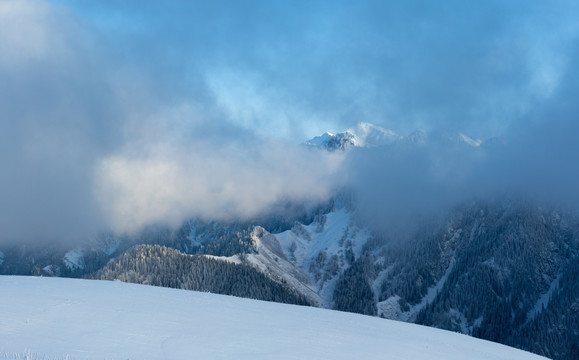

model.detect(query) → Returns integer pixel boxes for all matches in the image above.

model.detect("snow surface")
[344,122,402,147]
[63,249,85,270]
[304,122,401,149]
[0,276,547,360]
[273,208,370,304]
[247,228,324,306]
[275,209,366,268]
[305,122,485,150]
[203,254,242,265]
[305,132,334,147]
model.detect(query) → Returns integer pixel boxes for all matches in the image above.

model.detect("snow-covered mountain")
[0,276,547,360]
[305,122,483,150]
[201,199,579,359]
[2,189,577,358]
[342,122,402,147]
[1,123,577,359]
[305,122,401,150]
[245,207,370,307]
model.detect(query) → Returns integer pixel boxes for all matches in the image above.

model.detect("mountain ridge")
[304,122,484,150]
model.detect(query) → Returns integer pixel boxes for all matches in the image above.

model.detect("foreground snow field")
[0,276,546,360]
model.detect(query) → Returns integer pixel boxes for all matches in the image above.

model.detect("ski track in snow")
[0,276,547,360]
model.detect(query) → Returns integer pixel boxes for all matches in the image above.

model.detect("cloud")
[61,0,578,139]
[347,76,579,235]
[0,0,118,245]
[345,138,483,236]
[342,28,579,234]
[0,0,347,243]
[94,107,345,234]
[2,0,579,244]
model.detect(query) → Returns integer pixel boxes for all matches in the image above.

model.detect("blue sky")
[50,0,579,139]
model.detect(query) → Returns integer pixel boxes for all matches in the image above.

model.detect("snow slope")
[0,276,546,360]
[63,248,85,270]
[304,122,401,149]
[306,132,335,147]
[242,208,370,307]
[273,208,369,305]
[344,122,402,147]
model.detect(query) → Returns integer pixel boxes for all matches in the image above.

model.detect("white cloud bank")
[95,135,344,234]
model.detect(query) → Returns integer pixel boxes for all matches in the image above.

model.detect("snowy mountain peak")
[344,122,402,147]
[305,132,335,147]
[306,123,485,150]
[430,130,483,147]
[305,122,401,150]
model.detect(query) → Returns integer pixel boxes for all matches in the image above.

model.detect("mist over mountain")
[305,122,482,150]
[2,126,579,357]
[2,0,579,245]
[2,1,579,358]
